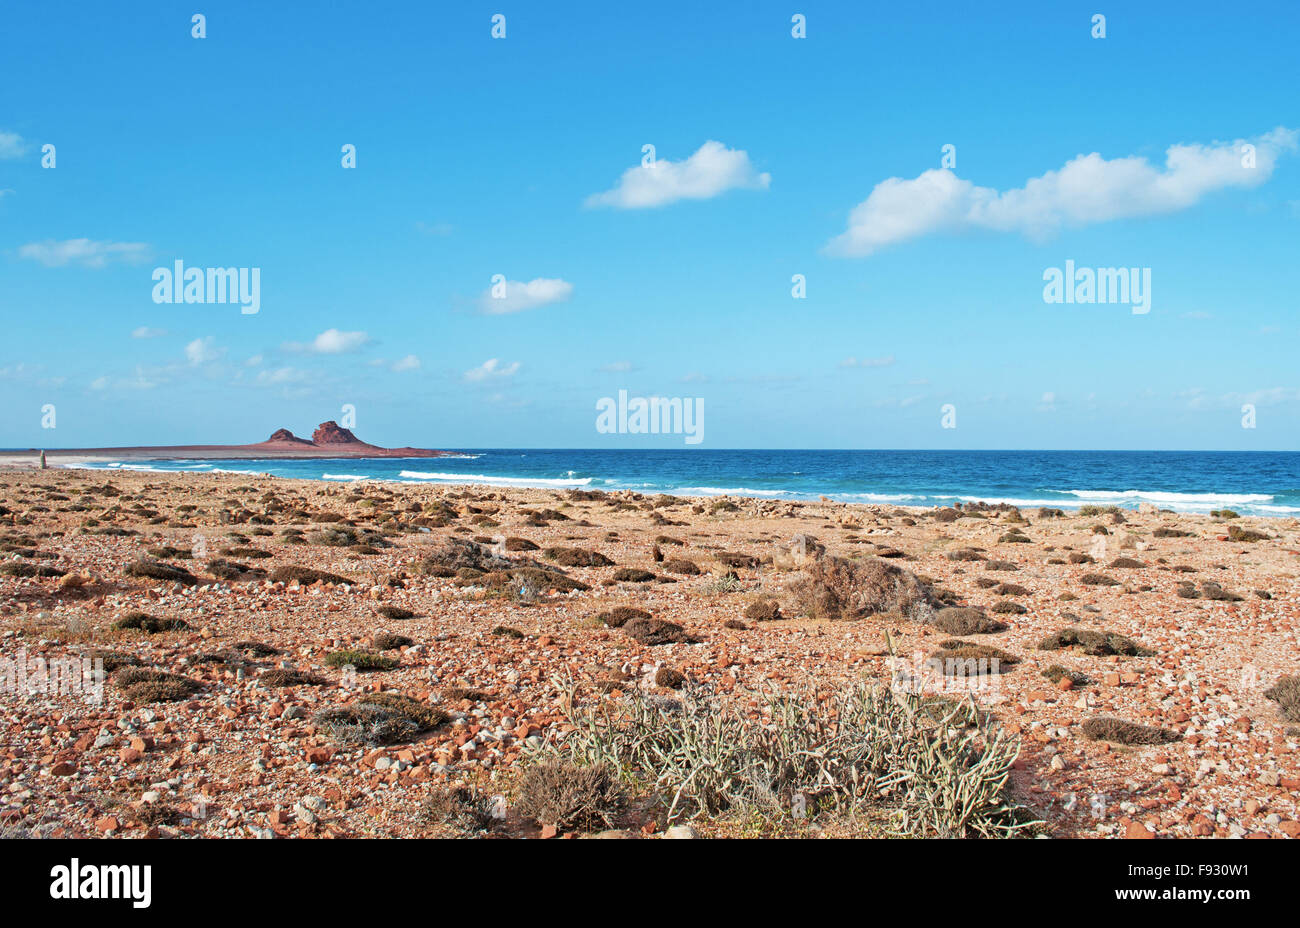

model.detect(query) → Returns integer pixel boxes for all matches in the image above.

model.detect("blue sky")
[2,0,1298,450]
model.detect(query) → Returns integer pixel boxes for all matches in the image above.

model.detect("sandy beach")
[1,466,1297,840]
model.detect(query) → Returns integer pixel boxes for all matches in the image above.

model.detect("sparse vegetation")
[548,679,1034,836]
[1082,717,1179,745]
[324,649,397,672]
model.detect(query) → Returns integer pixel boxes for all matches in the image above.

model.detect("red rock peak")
[312,421,359,445]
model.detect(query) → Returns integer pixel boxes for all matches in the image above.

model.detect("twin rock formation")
[251,421,441,457]
[265,421,364,447]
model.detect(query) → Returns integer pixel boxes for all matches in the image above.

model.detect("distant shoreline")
[0,448,451,468]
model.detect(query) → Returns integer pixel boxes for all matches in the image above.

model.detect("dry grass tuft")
[1081,717,1179,745]
[787,555,932,621]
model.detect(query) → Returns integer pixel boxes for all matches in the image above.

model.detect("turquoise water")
[68,449,1300,517]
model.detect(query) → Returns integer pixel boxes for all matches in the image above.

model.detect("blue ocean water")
[70,449,1300,517]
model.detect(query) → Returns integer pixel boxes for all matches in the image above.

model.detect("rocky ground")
[1,468,1298,839]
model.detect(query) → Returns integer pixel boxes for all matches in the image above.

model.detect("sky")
[1,0,1298,451]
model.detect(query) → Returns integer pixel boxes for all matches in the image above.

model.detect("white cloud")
[827,127,1299,256]
[839,355,896,369]
[0,131,28,159]
[585,140,771,209]
[390,354,421,372]
[464,358,520,382]
[18,238,150,268]
[131,326,168,339]
[256,367,309,386]
[185,336,223,366]
[479,278,573,315]
[283,328,372,354]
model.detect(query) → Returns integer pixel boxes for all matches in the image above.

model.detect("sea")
[66,449,1300,518]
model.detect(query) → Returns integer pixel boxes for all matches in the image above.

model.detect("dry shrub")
[111,612,189,634]
[376,605,417,620]
[420,537,511,572]
[1080,573,1119,586]
[260,668,327,687]
[270,565,352,585]
[125,559,197,585]
[1227,525,1268,543]
[1200,581,1243,602]
[716,552,760,569]
[515,758,622,831]
[1042,665,1092,686]
[421,786,498,834]
[612,567,656,582]
[623,616,692,645]
[1037,627,1153,656]
[929,607,1005,636]
[655,666,686,688]
[552,679,1034,837]
[372,632,413,651]
[787,555,932,621]
[115,668,201,703]
[743,599,783,622]
[232,640,280,656]
[663,558,701,575]
[478,567,590,594]
[595,606,650,628]
[0,562,66,578]
[306,527,357,547]
[928,641,1018,673]
[1264,676,1300,723]
[544,546,613,567]
[86,649,141,673]
[315,693,448,745]
[324,649,397,671]
[1081,717,1179,745]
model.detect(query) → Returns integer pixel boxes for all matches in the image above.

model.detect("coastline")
[3,447,1296,518]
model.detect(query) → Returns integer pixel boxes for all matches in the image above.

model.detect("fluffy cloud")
[478,278,573,315]
[827,128,1298,256]
[283,328,372,354]
[185,336,223,366]
[585,140,771,209]
[131,326,168,339]
[0,131,28,159]
[18,238,150,268]
[464,358,520,382]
